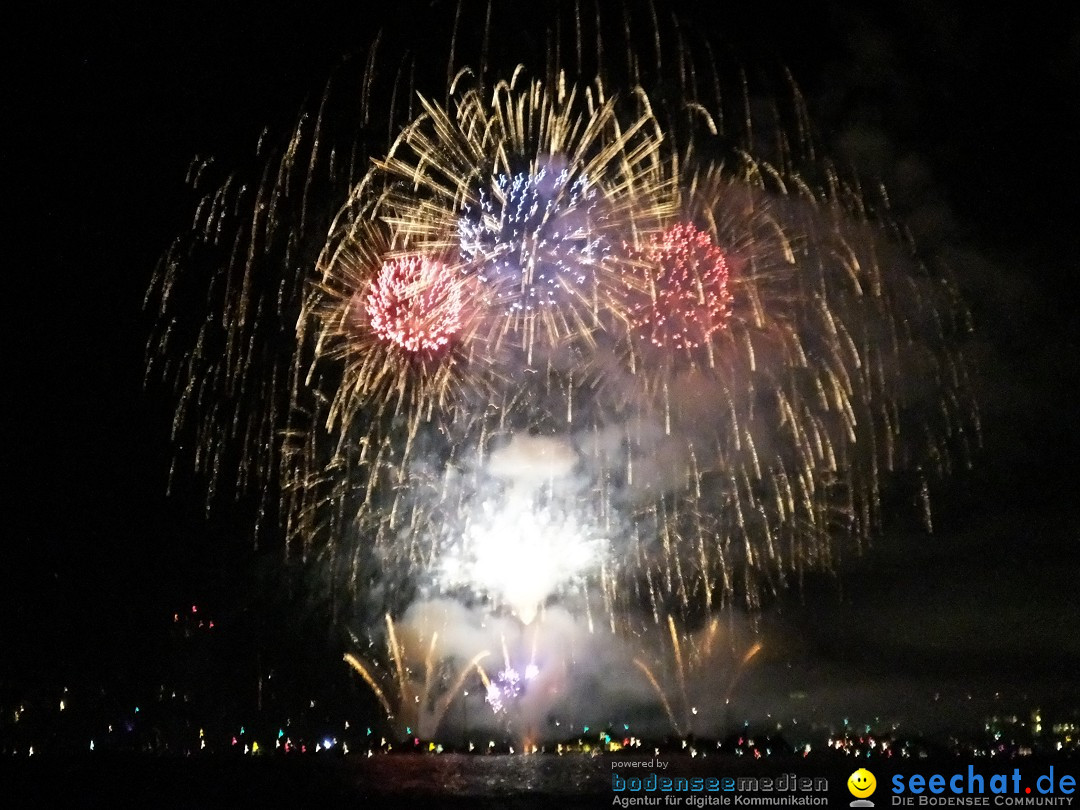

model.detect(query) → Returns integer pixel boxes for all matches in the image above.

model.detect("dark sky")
[5,1,1079,720]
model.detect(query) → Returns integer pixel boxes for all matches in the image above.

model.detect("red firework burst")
[630,223,733,350]
[364,255,464,352]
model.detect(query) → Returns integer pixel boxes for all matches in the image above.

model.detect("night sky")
[6,1,1079,727]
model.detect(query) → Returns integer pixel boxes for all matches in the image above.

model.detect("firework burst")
[458,168,606,315]
[369,72,673,362]
[627,221,734,352]
[147,4,977,647]
[364,254,464,353]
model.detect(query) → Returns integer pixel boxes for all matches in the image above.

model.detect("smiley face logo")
[848,768,877,799]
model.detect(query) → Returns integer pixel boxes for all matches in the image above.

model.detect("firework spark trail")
[147,2,978,685]
[345,614,490,738]
[633,614,763,737]
[343,652,394,719]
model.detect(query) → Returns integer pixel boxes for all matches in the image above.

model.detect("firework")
[147,4,978,658]
[458,168,607,316]
[439,493,604,626]
[344,614,489,740]
[485,666,522,714]
[633,615,762,738]
[369,72,672,363]
[627,222,734,352]
[363,254,464,353]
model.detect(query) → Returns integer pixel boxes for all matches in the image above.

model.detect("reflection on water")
[6,752,851,808]
[5,754,614,808]
[349,754,609,799]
